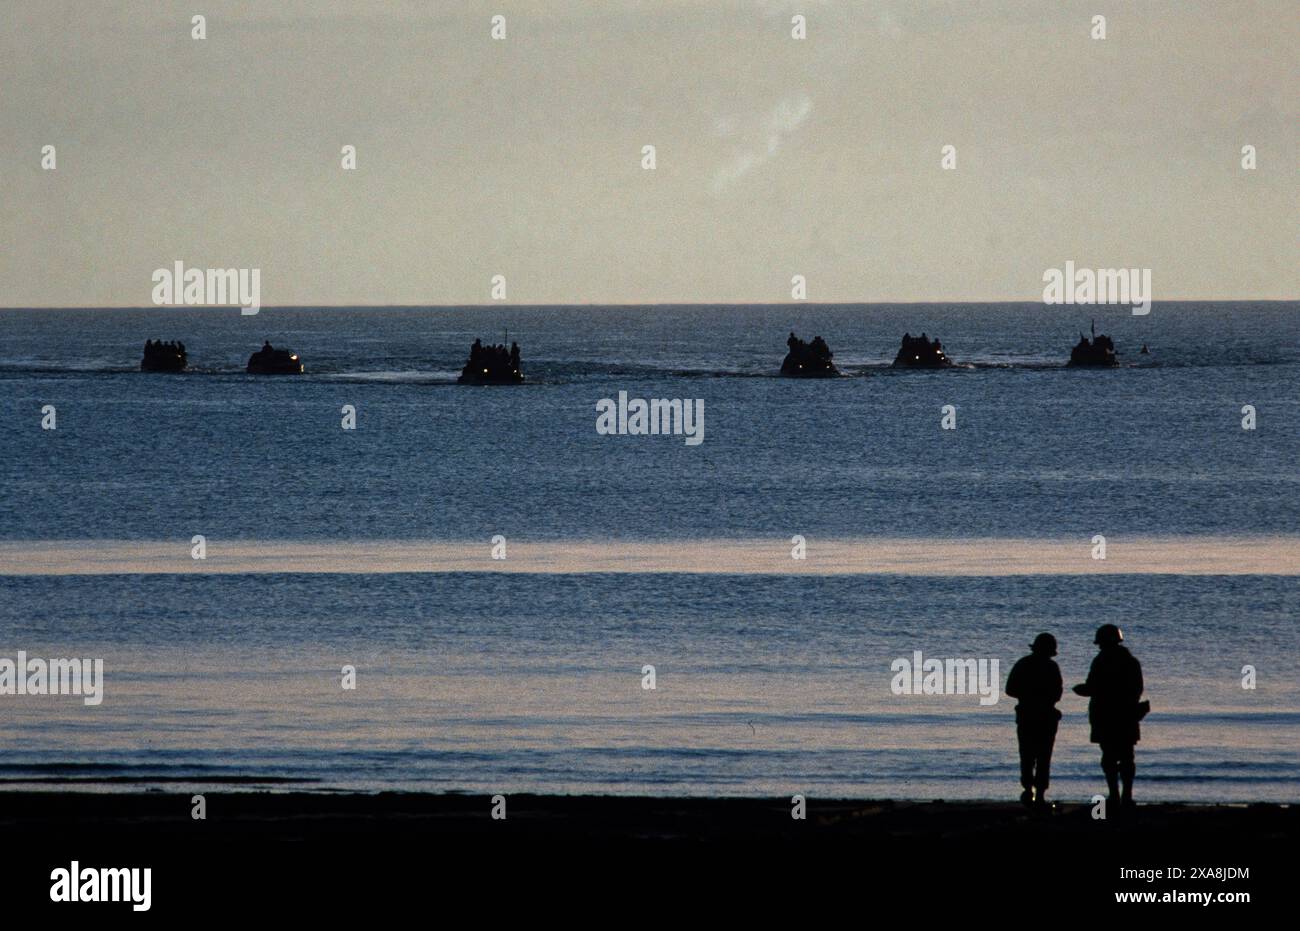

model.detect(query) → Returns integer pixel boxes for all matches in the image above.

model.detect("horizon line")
[1,298,1296,312]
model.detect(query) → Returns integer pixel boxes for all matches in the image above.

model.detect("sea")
[1,302,1297,801]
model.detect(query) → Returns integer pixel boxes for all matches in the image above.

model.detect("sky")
[1,0,1295,306]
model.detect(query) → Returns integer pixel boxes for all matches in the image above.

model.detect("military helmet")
[1030,633,1058,656]
[1094,624,1123,647]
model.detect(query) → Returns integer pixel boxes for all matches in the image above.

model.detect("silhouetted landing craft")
[458,338,524,385]
[1068,322,1118,367]
[893,333,953,368]
[247,342,303,374]
[140,339,187,372]
[779,331,839,378]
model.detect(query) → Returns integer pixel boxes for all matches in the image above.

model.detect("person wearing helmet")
[1073,624,1145,808]
[1005,632,1064,807]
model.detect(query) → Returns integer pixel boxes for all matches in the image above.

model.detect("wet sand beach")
[1,791,1288,914]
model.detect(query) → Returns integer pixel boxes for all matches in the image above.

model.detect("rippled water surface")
[1,303,1297,799]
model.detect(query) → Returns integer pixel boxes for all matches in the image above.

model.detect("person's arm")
[1073,657,1097,696]
[1050,663,1063,704]
[1005,659,1023,699]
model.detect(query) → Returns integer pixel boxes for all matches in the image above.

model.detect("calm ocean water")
[1,303,1298,800]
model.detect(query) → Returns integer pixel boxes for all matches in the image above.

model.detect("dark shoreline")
[4,789,1295,836]
[2,791,1288,914]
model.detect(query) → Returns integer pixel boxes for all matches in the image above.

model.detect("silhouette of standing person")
[1005,632,1063,807]
[1074,624,1144,809]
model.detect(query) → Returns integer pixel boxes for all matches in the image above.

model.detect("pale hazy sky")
[2,0,1295,306]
